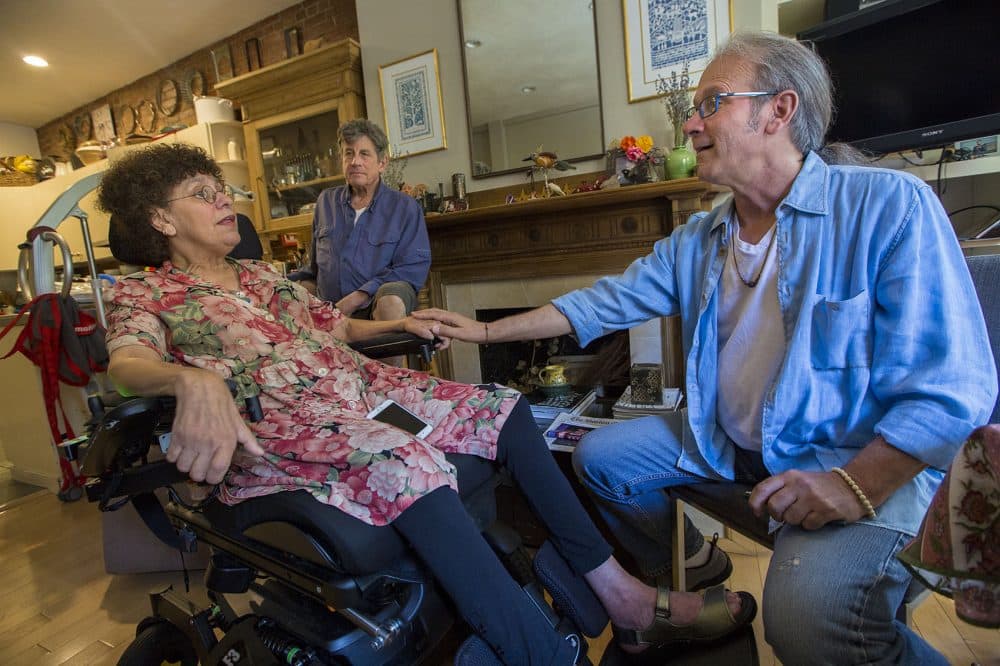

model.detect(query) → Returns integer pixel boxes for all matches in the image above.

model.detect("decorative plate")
[136,100,157,134]
[118,105,136,135]
[157,79,179,116]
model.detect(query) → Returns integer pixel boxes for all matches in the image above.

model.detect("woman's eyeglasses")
[685,91,778,120]
[166,183,234,205]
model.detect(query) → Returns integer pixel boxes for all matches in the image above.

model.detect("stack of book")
[543,412,621,452]
[612,386,683,420]
[528,388,596,430]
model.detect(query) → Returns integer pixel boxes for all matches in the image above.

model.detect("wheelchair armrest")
[84,459,190,504]
[80,396,175,477]
[349,332,439,365]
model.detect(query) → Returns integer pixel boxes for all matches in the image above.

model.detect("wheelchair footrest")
[533,540,609,638]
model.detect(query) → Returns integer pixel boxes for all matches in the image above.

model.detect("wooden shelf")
[902,154,1000,183]
[264,214,312,234]
[271,174,344,194]
[426,178,721,231]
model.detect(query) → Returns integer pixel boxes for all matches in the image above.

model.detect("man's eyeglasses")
[166,183,234,205]
[685,91,778,120]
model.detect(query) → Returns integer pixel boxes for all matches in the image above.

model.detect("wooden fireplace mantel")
[425,177,721,285]
[424,177,724,385]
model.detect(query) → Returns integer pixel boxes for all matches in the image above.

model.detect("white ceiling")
[0,0,302,128]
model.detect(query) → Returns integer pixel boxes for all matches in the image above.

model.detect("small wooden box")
[629,363,663,405]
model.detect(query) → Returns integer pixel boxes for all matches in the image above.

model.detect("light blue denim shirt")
[553,152,997,535]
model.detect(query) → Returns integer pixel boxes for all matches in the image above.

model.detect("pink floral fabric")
[105,260,521,526]
[899,425,1000,628]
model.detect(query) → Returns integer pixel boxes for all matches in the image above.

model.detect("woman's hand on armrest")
[338,315,451,350]
[170,369,265,484]
[108,346,265,484]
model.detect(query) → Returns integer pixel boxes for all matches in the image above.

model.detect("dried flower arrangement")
[382,149,409,190]
[656,63,691,146]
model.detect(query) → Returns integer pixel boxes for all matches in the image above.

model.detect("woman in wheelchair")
[96,143,755,663]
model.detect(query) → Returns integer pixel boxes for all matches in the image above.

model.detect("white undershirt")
[716,220,785,451]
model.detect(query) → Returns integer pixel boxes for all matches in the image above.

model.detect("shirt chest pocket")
[810,291,872,369]
[365,221,399,249]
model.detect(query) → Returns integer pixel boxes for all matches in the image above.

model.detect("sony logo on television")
[921,129,945,138]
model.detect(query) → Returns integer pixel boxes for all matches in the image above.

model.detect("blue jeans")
[572,411,947,665]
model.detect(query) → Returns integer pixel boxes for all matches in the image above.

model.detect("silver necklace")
[229,261,249,301]
[730,224,776,288]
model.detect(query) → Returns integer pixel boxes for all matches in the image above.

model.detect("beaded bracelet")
[484,322,489,346]
[831,466,877,519]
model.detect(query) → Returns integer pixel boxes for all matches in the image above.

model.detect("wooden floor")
[1,489,997,665]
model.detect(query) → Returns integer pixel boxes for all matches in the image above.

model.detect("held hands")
[411,308,486,344]
[401,315,452,350]
[167,369,265,485]
[748,469,869,530]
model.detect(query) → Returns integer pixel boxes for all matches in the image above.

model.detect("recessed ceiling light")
[23,55,49,67]
[464,39,482,48]
[521,85,536,94]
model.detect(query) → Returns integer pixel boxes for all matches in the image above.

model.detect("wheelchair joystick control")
[245,395,263,423]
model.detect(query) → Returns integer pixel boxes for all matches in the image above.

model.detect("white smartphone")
[366,399,433,438]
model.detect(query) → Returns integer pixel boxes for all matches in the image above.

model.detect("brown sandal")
[613,583,757,648]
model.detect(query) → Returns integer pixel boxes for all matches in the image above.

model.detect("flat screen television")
[799,0,1000,155]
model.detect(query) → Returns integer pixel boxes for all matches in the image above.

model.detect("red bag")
[0,292,109,446]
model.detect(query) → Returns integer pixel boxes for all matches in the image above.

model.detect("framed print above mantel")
[378,49,447,157]
[623,0,733,103]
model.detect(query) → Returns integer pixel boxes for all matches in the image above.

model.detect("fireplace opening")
[476,307,630,397]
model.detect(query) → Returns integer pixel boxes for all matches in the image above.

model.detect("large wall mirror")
[457,0,605,179]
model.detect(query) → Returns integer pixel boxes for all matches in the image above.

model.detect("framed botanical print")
[378,49,447,157]
[623,0,733,103]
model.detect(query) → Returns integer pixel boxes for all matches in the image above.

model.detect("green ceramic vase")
[666,143,696,179]
[666,123,696,179]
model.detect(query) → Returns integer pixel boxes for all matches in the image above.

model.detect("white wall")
[0,122,42,157]
[356,1,774,194]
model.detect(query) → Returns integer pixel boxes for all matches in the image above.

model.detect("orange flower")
[619,135,637,150]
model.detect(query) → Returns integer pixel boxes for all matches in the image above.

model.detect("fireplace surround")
[423,178,721,385]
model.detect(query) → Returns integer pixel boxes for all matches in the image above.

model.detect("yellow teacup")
[538,364,568,386]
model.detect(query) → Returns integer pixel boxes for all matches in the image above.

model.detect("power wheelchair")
[80,334,611,665]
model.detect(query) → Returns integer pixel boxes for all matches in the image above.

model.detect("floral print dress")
[105,260,521,526]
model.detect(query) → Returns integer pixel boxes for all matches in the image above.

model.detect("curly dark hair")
[98,143,223,266]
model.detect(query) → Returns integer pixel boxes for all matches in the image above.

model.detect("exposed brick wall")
[36,0,358,160]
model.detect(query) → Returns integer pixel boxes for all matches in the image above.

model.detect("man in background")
[290,119,429,364]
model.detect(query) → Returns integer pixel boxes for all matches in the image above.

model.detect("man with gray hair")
[291,119,429,359]
[416,31,994,661]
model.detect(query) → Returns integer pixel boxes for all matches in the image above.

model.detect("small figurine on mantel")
[523,146,575,196]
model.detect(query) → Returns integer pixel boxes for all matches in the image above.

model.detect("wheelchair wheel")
[118,620,197,666]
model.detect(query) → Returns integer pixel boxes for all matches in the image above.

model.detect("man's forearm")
[843,436,927,508]
[488,304,574,343]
